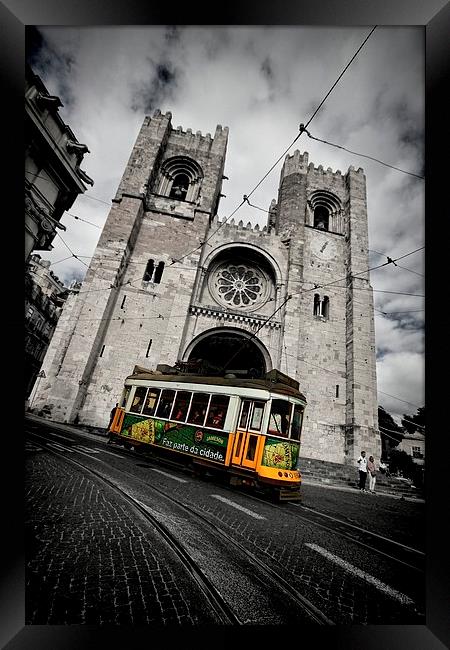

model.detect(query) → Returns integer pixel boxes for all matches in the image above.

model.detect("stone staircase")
[298,457,424,500]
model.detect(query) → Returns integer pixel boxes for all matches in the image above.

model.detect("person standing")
[357,450,368,491]
[367,455,377,493]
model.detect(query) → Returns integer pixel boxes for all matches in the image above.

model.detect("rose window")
[210,263,269,310]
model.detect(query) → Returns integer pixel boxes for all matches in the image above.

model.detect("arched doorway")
[184,328,270,378]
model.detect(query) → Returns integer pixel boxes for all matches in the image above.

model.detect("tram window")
[268,399,292,436]
[234,431,244,459]
[172,391,192,421]
[142,388,161,416]
[238,400,251,429]
[245,435,258,462]
[130,386,147,413]
[249,401,265,431]
[187,393,210,426]
[121,386,131,408]
[291,405,304,441]
[155,389,176,419]
[205,395,230,429]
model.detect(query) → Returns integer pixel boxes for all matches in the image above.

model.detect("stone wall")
[31,110,380,467]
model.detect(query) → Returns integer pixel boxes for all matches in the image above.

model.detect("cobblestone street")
[24,418,427,628]
[25,448,217,625]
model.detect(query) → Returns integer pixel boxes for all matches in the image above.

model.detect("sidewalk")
[25,413,425,503]
[301,478,425,503]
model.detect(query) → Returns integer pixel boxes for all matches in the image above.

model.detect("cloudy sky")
[27,25,425,423]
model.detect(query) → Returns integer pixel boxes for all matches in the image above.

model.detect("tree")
[401,406,425,435]
[378,406,404,460]
[388,449,417,481]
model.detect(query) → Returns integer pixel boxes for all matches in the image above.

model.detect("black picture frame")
[4,0,449,648]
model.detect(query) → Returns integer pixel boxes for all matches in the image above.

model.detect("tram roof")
[125,366,307,402]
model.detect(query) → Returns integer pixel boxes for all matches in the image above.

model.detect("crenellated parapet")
[280,149,365,185]
[278,150,309,186]
[31,106,379,467]
[307,160,347,186]
[169,121,229,154]
[209,215,274,236]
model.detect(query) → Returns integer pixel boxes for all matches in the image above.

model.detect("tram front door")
[231,399,266,470]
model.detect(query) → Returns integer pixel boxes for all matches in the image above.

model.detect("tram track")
[26,424,424,573]
[229,488,425,573]
[26,429,333,625]
[111,441,425,573]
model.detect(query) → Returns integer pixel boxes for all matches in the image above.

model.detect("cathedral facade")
[32,110,380,464]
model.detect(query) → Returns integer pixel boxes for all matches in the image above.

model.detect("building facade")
[31,110,381,464]
[397,431,425,466]
[25,64,93,261]
[25,254,69,398]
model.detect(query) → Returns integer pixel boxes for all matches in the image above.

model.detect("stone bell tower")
[32,109,380,466]
[271,151,380,463]
[32,110,229,426]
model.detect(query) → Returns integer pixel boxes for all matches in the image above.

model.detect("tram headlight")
[288,472,293,478]
[278,471,283,477]
[284,471,288,477]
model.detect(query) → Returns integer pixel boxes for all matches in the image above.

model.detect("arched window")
[156,156,204,202]
[143,259,164,284]
[313,293,321,316]
[314,206,329,231]
[308,190,343,234]
[169,173,189,200]
[143,259,154,282]
[313,294,330,319]
[154,261,165,284]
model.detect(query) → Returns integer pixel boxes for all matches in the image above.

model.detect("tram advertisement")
[262,437,300,470]
[120,413,228,464]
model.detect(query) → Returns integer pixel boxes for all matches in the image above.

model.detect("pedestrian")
[107,402,119,444]
[367,455,377,493]
[357,450,368,491]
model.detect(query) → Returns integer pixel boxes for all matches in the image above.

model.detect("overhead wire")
[369,249,425,278]
[65,212,102,229]
[378,390,421,409]
[169,25,378,267]
[25,170,111,206]
[220,293,293,372]
[218,243,416,373]
[279,348,423,416]
[302,129,425,180]
[401,417,425,430]
[28,27,424,416]
[378,427,406,444]
[34,27,380,287]
[55,232,89,268]
[303,27,377,130]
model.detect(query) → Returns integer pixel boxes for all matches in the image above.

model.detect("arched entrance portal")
[185,329,270,378]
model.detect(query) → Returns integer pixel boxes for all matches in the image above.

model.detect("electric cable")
[303,129,424,180]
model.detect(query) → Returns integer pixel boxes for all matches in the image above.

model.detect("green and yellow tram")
[109,366,307,501]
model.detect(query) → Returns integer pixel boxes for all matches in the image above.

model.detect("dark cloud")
[27,26,425,418]
[131,60,178,113]
[26,28,77,109]
[261,57,274,80]
[157,63,175,85]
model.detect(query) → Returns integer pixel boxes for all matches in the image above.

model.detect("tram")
[109,366,307,501]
